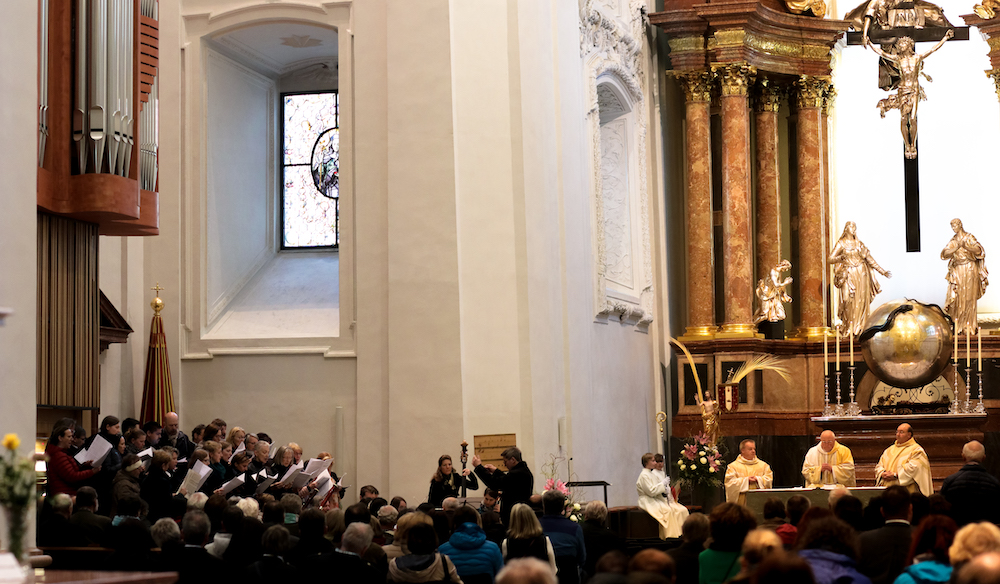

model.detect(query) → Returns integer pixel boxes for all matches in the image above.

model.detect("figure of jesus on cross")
[866,30,953,159]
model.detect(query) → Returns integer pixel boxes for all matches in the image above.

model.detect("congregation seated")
[579,500,625,580]
[37,494,88,548]
[68,486,112,547]
[667,513,709,584]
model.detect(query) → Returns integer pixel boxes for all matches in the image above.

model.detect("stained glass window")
[282,92,339,248]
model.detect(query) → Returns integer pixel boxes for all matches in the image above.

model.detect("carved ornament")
[716,63,756,97]
[988,36,1000,54]
[668,36,706,54]
[822,84,837,115]
[713,29,746,47]
[794,75,830,109]
[675,70,714,103]
[755,77,783,112]
[989,69,1000,101]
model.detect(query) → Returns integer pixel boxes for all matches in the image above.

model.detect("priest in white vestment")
[875,423,932,495]
[724,439,773,505]
[802,430,856,487]
[636,452,688,539]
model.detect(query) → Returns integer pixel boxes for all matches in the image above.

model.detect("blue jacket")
[540,514,586,564]
[799,549,872,584]
[439,522,503,578]
[893,561,952,584]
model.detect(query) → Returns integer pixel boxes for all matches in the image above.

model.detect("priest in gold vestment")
[875,423,932,495]
[802,430,856,487]
[725,439,773,505]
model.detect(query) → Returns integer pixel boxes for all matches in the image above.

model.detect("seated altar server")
[725,439,773,506]
[875,423,932,496]
[802,430,856,487]
[636,452,688,539]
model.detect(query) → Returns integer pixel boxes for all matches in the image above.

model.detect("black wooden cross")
[847,23,969,252]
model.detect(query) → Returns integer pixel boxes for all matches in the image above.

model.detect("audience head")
[881,485,913,521]
[833,495,864,532]
[378,504,399,529]
[122,453,142,476]
[181,510,212,546]
[709,502,757,552]
[117,495,143,518]
[261,524,291,555]
[787,495,811,527]
[51,493,73,517]
[262,501,284,525]
[344,502,372,526]
[395,511,433,550]
[340,521,374,555]
[405,522,439,555]
[542,489,566,515]
[325,508,346,544]
[764,497,787,521]
[151,517,181,548]
[739,529,784,576]
[629,549,675,580]
[911,492,930,527]
[220,504,245,535]
[391,496,407,510]
[298,508,326,539]
[508,503,544,539]
[360,485,379,501]
[752,553,817,584]
[481,510,502,530]
[441,497,459,512]
[584,500,608,524]
[280,493,302,517]
[828,486,850,508]
[796,507,834,537]
[76,486,99,511]
[482,489,498,511]
[950,522,1000,565]
[681,512,711,544]
[908,514,957,564]
[497,557,557,584]
[528,494,543,513]
[928,494,952,517]
[453,504,481,528]
[963,440,986,463]
[236,497,259,519]
[186,492,208,511]
[368,496,388,515]
[797,516,859,560]
[595,550,629,574]
[956,551,1000,584]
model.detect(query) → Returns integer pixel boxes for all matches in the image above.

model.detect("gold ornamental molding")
[988,36,1000,53]
[708,30,831,61]
[755,77,783,112]
[822,84,837,115]
[716,63,756,96]
[794,75,830,109]
[668,35,706,54]
[674,70,715,103]
[988,68,1000,101]
[713,29,746,48]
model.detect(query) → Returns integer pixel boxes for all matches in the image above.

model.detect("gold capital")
[716,63,756,97]
[755,77,783,112]
[822,84,837,115]
[674,70,714,103]
[794,75,830,110]
[989,69,1000,102]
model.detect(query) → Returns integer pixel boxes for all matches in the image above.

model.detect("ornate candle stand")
[965,367,973,414]
[950,367,960,414]
[846,365,861,416]
[835,370,845,417]
[822,375,835,417]
[975,370,986,414]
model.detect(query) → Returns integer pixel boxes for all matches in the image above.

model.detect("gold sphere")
[860,299,954,389]
[151,297,164,314]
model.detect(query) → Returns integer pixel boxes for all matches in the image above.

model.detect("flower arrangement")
[0,433,38,563]
[540,454,583,522]
[674,432,725,489]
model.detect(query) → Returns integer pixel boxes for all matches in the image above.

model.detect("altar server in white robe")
[802,430,856,487]
[725,439,773,505]
[636,452,688,539]
[875,423,932,496]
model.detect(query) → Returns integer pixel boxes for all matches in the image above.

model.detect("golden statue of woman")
[942,218,988,336]
[829,221,892,336]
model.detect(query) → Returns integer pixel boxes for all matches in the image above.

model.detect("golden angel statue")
[942,218,988,336]
[754,260,793,324]
[829,222,892,337]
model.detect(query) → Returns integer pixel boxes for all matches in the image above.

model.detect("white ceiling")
[211,21,338,77]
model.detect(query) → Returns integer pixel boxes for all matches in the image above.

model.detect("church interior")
[5,0,1000,534]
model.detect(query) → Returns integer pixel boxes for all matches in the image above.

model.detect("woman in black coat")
[427,454,478,507]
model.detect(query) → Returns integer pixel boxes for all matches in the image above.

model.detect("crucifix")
[845,0,968,252]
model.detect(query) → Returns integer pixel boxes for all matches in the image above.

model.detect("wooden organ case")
[38,0,159,235]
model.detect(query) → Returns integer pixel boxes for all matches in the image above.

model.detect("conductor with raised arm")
[472,446,534,525]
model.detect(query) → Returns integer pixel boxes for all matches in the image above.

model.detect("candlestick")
[835,367,844,417]
[847,365,860,416]
[823,374,834,417]
[965,366,972,414]
[836,327,840,371]
[976,371,986,414]
[967,331,971,368]
[850,332,854,366]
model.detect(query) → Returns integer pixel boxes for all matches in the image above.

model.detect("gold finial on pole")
[150,283,165,316]
[655,411,667,437]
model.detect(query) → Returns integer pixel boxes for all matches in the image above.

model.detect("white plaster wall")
[98,236,148,420]
[205,50,274,321]
[833,0,1000,320]
[449,1,527,442]
[0,0,38,545]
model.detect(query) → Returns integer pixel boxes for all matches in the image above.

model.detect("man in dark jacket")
[940,440,1000,526]
[667,512,710,584]
[472,446,534,525]
[857,485,913,584]
[579,500,625,578]
[539,490,586,584]
[69,486,112,546]
[156,412,195,459]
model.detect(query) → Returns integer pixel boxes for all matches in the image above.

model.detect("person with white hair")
[941,440,1000,526]
[497,557,558,584]
[802,430,856,488]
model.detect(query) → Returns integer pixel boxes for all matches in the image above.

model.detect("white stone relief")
[582,0,653,329]
[600,119,634,288]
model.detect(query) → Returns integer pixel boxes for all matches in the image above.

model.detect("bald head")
[163,412,179,437]
[957,552,1000,584]
[820,431,836,453]
[963,441,986,464]
[895,423,913,445]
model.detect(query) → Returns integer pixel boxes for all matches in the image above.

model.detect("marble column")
[755,78,783,284]
[717,63,756,338]
[677,71,716,339]
[794,75,830,338]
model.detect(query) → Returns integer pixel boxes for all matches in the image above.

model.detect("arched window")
[281,91,339,248]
